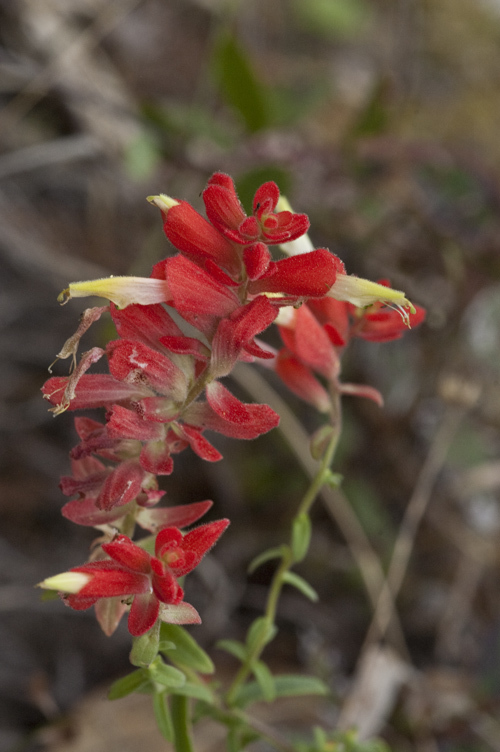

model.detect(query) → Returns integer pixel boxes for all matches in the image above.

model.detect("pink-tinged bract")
[106,339,188,402]
[95,460,147,511]
[278,305,340,381]
[43,374,152,411]
[275,351,332,413]
[210,296,277,378]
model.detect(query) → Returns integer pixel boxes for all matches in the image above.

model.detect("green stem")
[226,393,342,706]
[171,695,194,752]
[297,393,341,518]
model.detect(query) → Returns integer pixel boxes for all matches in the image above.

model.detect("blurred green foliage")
[212,30,271,134]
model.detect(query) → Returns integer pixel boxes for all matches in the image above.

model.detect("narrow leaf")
[211,31,270,133]
[324,470,343,488]
[158,640,176,652]
[152,690,174,741]
[108,669,150,700]
[170,682,215,703]
[291,513,312,563]
[310,424,336,461]
[247,546,285,574]
[235,674,330,708]
[246,617,277,653]
[160,623,215,674]
[252,660,276,702]
[216,639,247,662]
[148,659,186,688]
[282,571,318,602]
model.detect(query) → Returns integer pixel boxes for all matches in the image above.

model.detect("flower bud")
[38,572,92,593]
[147,193,180,217]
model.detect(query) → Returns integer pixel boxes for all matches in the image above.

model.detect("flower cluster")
[39,173,424,637]
[51,521,229,636]
[274,286,426,412]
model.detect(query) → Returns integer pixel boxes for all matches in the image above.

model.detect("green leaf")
[313,725,328,749]
[267,80,330,129]
[252,660,276,702]
[227,726,240,752]
[282,571,318,602]
[108,669,150,700]
[158,640,176,652]
[216,639,247,662]
[170,681,215,704]
[152,690,174,741]
[148,658,186,689]
[160,623,215,674]
[247,546,285,575]
[235,674,330,708]
[123,131,161,181]
[310,424,336,461]
[211,30,270,133]
[246,617,277,653]
[291,513,312,563]
[324,470,343,489]
[349,79,391,141]
[228,725,260,752]
[142,101,234,149]
[39,589,59,602]
[291,0,371,40]
[129,620,160,667]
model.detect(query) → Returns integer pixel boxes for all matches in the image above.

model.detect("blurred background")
[2,0,500,750]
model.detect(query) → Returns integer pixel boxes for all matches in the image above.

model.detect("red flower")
[63,519,229,636]
[310,281,426,345]
[274,303,385,408]
[352,300,427,344]
[203,173,310,245]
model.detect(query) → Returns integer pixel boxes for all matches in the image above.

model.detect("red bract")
[64,519,229,636]
[162,200,240,275]
[278,305,340,381]
[184,381,280,440]
[248,248,344,299]
[203,173,310,245]
[152,254,241,338]
[274,301,385,409]
[210,296,277,379]
[275,351,332,413]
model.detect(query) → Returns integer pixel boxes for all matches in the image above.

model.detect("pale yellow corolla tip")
[58,276,170,309]
[37,572,91,594]
[329,275,415,319]
[147,193,180,213]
